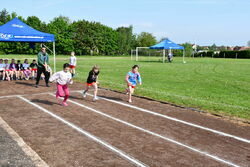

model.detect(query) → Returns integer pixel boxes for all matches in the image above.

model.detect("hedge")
[194,50,250,59]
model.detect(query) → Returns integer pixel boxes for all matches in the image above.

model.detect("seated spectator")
[22,59,31,80]
[9,59,17,80]
[0,59,5,81]
[4,59,10,81]
[16,60,23,80]
[30,59,38,80]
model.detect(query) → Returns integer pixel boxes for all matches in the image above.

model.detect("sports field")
[2,55,250,121]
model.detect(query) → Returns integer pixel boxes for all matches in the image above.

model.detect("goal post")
[136,47,149,61]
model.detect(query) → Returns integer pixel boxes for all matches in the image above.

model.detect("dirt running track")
[0,80,249,167]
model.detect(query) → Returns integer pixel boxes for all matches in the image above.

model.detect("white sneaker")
[93,96,99,102]
[82,91,87,98]
[128,99,132,103]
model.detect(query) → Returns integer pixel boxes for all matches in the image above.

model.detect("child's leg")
[128,86,134,102]
[56,84,65,98]
[2,71,5,80]
[9,71,13,79]
[62,85,69,102]
[31,70,34,78]
[84,84,90,93]
[5,71,10,81]
[93,83,98,98]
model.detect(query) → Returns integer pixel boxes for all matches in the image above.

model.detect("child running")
[49,63,73,106]
[125,65,142,103]
[82,65,100,101]
[69,51,77,77]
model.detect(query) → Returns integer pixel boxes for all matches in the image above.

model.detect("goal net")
[131,47,166,62]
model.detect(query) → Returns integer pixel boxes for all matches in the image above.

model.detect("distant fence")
[194,50,250,59]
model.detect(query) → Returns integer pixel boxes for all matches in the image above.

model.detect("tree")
[116,26,134,55]
[26,16,46,32]
[209,43,217,51]
[0,9,10,25]
[181,43,193,57]
[47,16,74,54]
[136,32,157,47]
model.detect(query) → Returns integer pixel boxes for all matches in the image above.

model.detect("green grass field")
[2,55,250,120]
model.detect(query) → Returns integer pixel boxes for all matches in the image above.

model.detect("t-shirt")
[0,63,5,71]
[126,71,142,86]
[4,64,10,70]
[9,63,16,70]
[16,63,23,71]
[49,70,72,85]
[70,56,77,66]
[22,63,30,70]
[30,62,38,68]
[87,70,99,83]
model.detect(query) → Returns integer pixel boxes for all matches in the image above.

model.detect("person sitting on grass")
[49,63,73,106]
[29,59,38,80]
[16,60,23,80]
[82,65,100,102]
[3,59,10,81]
[0,59,5,81]
[125,65,142,103]
[22,59,31,80]
[9,59,17,80]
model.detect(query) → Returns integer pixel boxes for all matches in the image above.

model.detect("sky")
[1,0,250,46]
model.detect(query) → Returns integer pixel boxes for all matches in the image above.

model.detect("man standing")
[35,47,50,87]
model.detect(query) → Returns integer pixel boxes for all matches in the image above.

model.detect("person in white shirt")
[69,51,77,77]
[3,59,10,81]
[22,59,31,80]
[49,63,73,106]
[0,59,6,81]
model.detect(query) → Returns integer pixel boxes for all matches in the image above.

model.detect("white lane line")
[79,91,250,144]
[18,96,148,167]
[0,117,49,167]
[0,90,82,99]
[50,94,240,167]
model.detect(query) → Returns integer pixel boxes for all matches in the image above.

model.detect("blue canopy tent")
[148,39,185,63]
[0,17,56,72]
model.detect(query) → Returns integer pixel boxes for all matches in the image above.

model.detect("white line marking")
[18,96,148,167]
[80,91,250,144]
[50,94,240,167]
[0,117,49,167]
[0,90,82,99]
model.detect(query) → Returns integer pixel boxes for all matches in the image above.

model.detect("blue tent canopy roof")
[0,17,55,42]
[149,39,184,50]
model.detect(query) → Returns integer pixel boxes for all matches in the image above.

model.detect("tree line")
[0,9,159,56]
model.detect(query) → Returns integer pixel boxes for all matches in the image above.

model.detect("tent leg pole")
[53,42,56,73]
[163,49,165,63]
[136,47,138,61]
[183,49,185,63]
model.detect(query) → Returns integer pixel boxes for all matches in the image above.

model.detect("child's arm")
[137,73,142,85]
[49,72,59,82]
[68,75,73,84]
[125,73,130,84]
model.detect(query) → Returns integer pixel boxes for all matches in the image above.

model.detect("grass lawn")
[2,54,250,120]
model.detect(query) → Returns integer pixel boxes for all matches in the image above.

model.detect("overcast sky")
[2,0,250,46]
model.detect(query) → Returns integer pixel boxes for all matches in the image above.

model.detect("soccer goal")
[131,47,166,62]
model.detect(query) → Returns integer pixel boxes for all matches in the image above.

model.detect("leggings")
[56,83,69,102]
